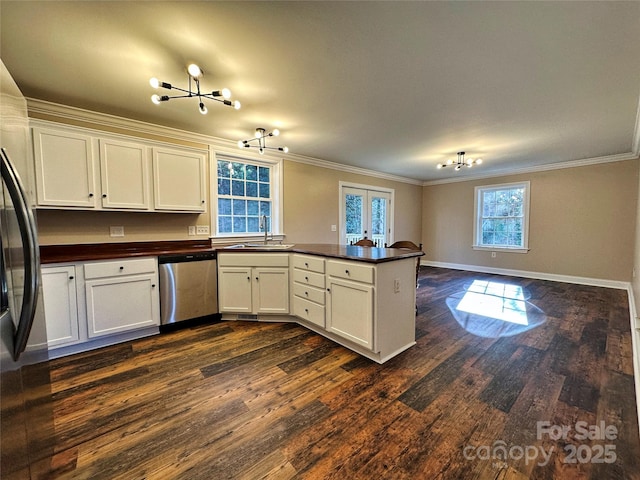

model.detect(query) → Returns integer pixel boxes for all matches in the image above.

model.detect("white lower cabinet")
[218,267,253,313]
[218,253,290,315]
[326,276,374,350]
[253,268,290,314]
[42,257,160,354]
[41,265,80,348]
[221,251,418,363]
[292,254,326,328]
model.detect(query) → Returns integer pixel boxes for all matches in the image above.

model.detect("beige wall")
[422,159,639,282]
[36,209,209,244]
[283,161,422,245]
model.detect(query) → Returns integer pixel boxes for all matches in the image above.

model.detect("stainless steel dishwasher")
[158,251,218,325]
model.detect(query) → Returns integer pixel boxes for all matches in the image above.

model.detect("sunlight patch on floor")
[446,279,547,338]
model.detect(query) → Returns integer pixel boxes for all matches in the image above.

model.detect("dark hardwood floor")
[44,267,640,479]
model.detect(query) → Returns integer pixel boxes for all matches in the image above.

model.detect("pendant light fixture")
[150,64,240,114]
[437,151,483,171]
[238,128,289,155]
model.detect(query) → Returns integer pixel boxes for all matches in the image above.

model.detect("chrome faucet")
[260,214,268,244]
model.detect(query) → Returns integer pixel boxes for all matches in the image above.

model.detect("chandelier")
[437,151,483,171]
[238,128,289,155]
[150,64,241,114]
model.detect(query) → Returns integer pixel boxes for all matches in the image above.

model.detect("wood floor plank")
[44,266,640,479]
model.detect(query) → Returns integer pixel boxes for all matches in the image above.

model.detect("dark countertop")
[40,240,423,265]
[224,243,424,263]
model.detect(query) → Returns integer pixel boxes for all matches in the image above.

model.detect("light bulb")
[476,159,483,164]
[272,129,280,137]
[222,88,231,99]
[281,146,289,153]
[455,165,461,171]
[237,140,245,149]
[233,100,241,110]
[437,164,443,169]
[187,64,202,78]
[151,94,161,105]
[149,77,160,89]
[199,103,208,115]
[255,129,263,139]
[447,159,453,165]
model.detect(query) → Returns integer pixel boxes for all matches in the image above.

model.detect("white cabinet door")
[327,277,374,350]
[42,265,80,348]
[32,127,97,207]
[152,147,206,212]
[218,267,253,313]
[85,274,159,338]
[99,139,150,210]
[253,268,289,314]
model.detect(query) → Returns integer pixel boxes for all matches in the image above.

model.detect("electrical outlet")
[109,226,124,237]
[331,224,337,232]
[196,225,210,235]
[491,252,497,258]
[394,278,401,293]
[188,226,196,236]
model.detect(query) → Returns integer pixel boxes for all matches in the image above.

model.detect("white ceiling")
[1,1,639,182]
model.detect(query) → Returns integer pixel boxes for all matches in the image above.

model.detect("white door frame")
[338,181,394,246]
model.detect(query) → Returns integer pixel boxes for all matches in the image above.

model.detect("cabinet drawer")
[292,254,325,273]
[84,257,157,279]
[218,253,289,268]
[293,296,325,328]
[327,260,375,284]
[293,283,325,305]
[293,268,325,289]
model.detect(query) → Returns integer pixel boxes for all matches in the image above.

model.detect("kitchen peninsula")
[40,241,423,363]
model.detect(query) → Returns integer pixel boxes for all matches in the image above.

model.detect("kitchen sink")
[225,243,295,250]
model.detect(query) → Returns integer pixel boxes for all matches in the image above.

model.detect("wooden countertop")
[40,240,423,265]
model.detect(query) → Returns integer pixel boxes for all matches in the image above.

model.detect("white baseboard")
[626,286,640,436]
[420,260,629,290]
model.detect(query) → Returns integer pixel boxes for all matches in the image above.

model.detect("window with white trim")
[473,181,530,253]
[214,156,282,237]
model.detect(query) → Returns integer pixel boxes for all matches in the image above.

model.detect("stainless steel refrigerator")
[1,60,55,478]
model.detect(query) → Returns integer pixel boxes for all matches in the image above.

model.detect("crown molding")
[423,152,639,187]
[26,98,230,148]
[283,151,423,186]
[25,98,422,186]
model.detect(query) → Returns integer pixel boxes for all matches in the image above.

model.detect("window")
[214,156,282,237]
[473,181,530,253]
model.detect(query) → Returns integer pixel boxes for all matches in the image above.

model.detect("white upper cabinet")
[152,147,206,212]
[33,127,97,207]
[99,139,150,210]
[31,122,207,213]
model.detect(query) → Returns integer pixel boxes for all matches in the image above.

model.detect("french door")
[341,184,393,247]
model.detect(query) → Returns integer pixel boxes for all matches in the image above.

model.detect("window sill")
[472,245,529,254]
[211,234,285,245]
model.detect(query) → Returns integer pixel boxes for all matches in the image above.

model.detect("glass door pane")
[343,187,367,245]
[369,192,390,247]
[341,187,391,246]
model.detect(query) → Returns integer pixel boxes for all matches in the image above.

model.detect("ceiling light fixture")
[150,64,240,114]
[437,151,483,171]
[238,128,289,155]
